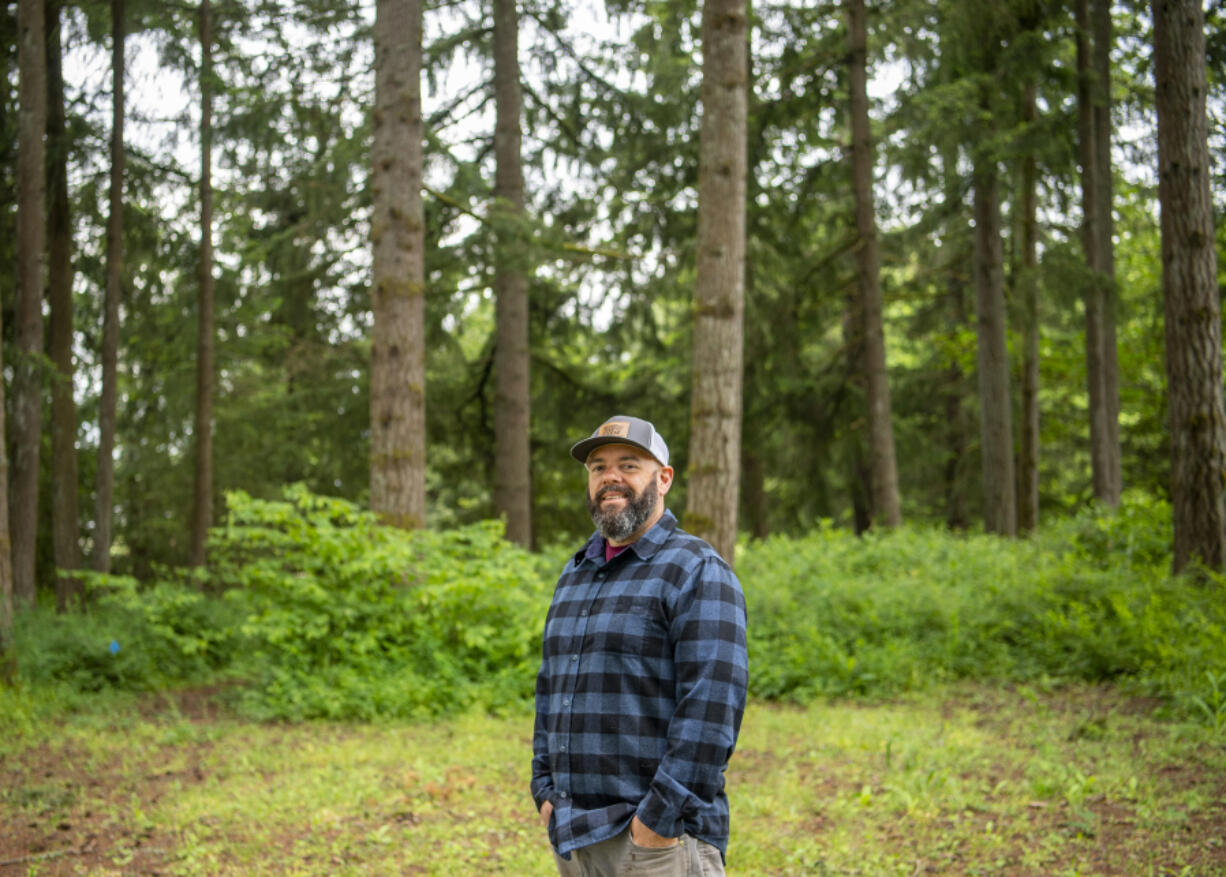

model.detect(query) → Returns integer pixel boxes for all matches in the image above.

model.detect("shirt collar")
[576,509,678,567]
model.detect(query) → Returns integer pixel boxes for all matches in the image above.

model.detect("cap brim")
[569,436,661,465]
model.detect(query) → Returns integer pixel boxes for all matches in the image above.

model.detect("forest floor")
[1,683,1224,876]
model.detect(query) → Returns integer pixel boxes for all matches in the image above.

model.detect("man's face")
[584,444,674,545]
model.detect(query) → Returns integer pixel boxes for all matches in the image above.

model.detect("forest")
[0,0,1224,642]
[2,1,1226,872]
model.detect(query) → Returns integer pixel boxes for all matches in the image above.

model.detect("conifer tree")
[0,0,14,652]
[12,0,46,603]
[687,0,749,563]
[1152,0,1225,572]
[847,0,901,528]
[95,0,125,573]
[191,0,215,566]
[1075,0,1122,507]
[968,10,1016,537]
[1018,80,1040,533]
[492,0,532,547]
[370,0,427,529]
[46,0,81,606]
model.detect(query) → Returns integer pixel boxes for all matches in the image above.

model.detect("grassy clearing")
[2,683,1223,876]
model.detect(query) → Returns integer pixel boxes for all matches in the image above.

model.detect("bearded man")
[531,415,749,877]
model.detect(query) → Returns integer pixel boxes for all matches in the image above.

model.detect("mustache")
[595,485,634,501]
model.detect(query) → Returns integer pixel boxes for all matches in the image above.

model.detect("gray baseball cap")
[569,415,670,467]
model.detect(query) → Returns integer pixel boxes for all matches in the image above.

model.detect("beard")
[587,476,660,544]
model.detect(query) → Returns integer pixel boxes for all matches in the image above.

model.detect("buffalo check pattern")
[531,510,749,860]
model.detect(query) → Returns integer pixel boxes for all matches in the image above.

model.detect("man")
[531,415,749,877]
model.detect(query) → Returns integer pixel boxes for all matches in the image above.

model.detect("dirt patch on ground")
[3,759,183,874]
[1,689,234,876]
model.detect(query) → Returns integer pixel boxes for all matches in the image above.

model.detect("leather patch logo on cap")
[599,422,630,437]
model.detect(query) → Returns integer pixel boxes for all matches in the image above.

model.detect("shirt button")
[571,654,579,662]
[562,698,570,707]
[580,610,589,617]
[559,744,567,752]
[559,791,568,799]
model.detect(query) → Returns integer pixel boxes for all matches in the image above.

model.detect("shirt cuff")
[530,779,554,812]
[635,781,687,839]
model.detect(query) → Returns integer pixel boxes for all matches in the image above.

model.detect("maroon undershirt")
[604,541,630,563]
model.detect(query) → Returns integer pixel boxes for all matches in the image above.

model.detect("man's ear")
[657,466,675,495]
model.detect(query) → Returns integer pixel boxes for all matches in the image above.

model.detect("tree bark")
[370,0,427,529]
[940,144,971,531]
[973,158,1017,537]
[685,0,748,565]
[13,0,47,605]
[190,0,215,567]
[739,16,768,546]
[492,0,532,548]
[1152,0,1226,574]
[840,294,869,533]
[0,138,13,664]
[1018,82,1040,534]
[847,0,901,529]
[46,0,81,608]
[95,0,124,573]
[1075,0,1122,507]
[1092,0,1121,504]
[0,391,9,673]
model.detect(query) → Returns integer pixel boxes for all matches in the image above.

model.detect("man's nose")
[597,467,625,486]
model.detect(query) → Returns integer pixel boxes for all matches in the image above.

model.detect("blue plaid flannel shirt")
[530,510,749,859]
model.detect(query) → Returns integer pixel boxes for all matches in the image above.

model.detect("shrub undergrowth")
[741,494,1224,720]
[6,487,1223,726]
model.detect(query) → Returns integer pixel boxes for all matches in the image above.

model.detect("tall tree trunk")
[190,0,214,566]
[1092,0,1121,504]
[0,382,9,673]
[1151,0,1226,574]
[2,4,19,668]
[12,0,47,605]
[0,420,10,665]
[847,0,901,528]
[940,146,971,531]
[370,0,426,529]
[492,0,531,548]
[686,0,748,564]
[94,0,124,573]
[942,353,971,530]
[972,158,1017,537]
[1075,0,1122,507]
[46,0,80,608]
[740,14,768,546]
[1018,82,1040,534]
[0,102,12,668]
[840,295,870,532]
[942,284,971,531]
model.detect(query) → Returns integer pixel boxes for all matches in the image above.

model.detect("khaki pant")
[551,828,725,877]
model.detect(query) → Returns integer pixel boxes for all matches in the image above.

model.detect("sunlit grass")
[2,684,1223,875]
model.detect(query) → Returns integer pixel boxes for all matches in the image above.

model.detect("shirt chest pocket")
[584,594,670,658]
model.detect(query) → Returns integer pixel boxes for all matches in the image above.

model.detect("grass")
[1,683,1223,876]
